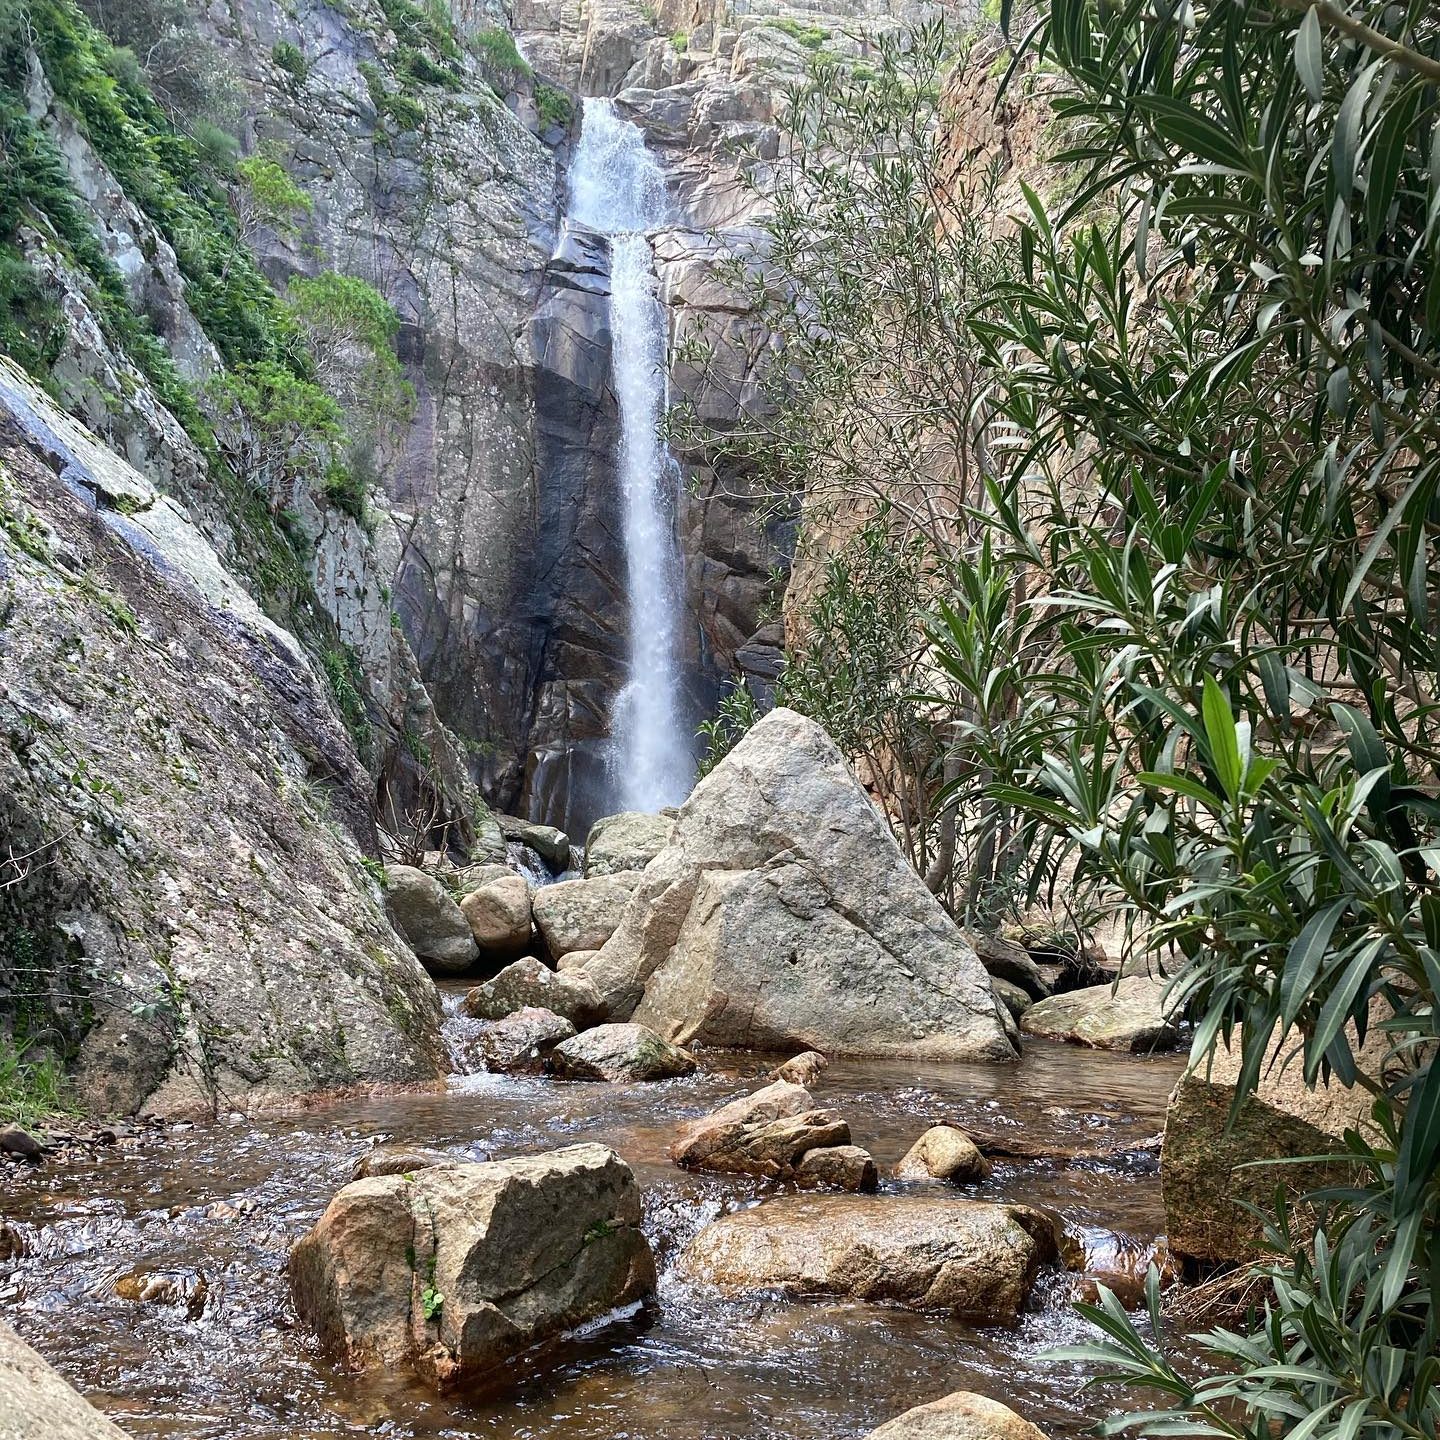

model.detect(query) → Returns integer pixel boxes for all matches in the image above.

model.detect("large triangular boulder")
[585,709,1015,1061]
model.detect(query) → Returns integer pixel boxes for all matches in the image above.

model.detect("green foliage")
[765,16,829,49]
[471,26,531,79]
[921,1,1440,1435]
[320,645,372,760]
[397,44,461,89]
[359,60,426,131]
[420,1283,444,1319]
[0,247,64,376]
[270,40,308,86]
[670,30,688,53]
[0,1034,74,1128]
[236,152,312,232]
[534,82,573,132]
[696,680,759,777]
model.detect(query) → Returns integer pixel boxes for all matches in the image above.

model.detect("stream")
[0,987,1182,1440]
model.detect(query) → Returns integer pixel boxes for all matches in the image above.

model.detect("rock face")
[862,1392,1050,1440]
[586,710,1015,1061]
[0,1321,132,1439]
[965,933,1052,1001]
[290,1145,656,1388]
[680,1195,1055,1323]
[670,1080,875,1189]
[584,812,675,876]
[1163,1025,1383,1266]
[548,1023,697,1081]
[1020,977,1180,1053]
[532,876,635,960]
[895,1126,991,1184]
[384,867,480,975]
[459,875,534,960]
[0,364,442,1115]
[462,958,604,1030]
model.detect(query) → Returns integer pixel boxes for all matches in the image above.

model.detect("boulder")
[991,979,1032,1021]
[532,876,633,959]
[451,863,515,896]
[498,815,571,871]
[771,1050,828,1086]
[795,1145,878,1193]
[679,1194,1054,1323]
[548,1023,697,1082]
[458,874,533,958]
[475,1007,577,1073]
[462,958,603,1029]
[964,932,1052,1000]
[557,949,601,973]
[587,710,1015,1061]
[862,1391,1050,1440]
[670,1080,855,1180]
[290,1145,655,1388]
[0,1320,133,1438]
[1163,1023,1383,1266]
[350,1146,455,1181]
[384,866,478,975]
[584,811,675,877]
[895,1126,991,1184]
[1020,976,1180,1052]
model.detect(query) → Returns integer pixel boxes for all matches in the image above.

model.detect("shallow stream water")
[0,996,1183,1439]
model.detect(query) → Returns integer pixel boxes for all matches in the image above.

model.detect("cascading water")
[567,99,694,813]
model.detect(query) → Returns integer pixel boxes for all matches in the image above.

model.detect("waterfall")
[568,99,693,813]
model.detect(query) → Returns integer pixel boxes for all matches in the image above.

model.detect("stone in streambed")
[861,1391,1051,1440]
[795,1144,877,1193]
[350,1145,458,1181]
[964,931,1052,1001]
[476,1007,576,1073]
[1020,975,1180,1052]
[0,1320,133,1438]
[383,865,478,975]
[895,1125,991,1184]
[458,874,532,959]
[771,1050,828,1086]
[290,1144,655,1389]
[462,957,603,1029]
[669,1079,873,1185]
[497,815,570,871]
[680,1194,1054,1324]
[557,949,600,973]
[548,1023,696,1082]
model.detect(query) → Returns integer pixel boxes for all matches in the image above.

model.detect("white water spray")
[568,99,693,812]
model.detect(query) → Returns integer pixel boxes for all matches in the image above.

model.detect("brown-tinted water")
[0,1004,1182,1439]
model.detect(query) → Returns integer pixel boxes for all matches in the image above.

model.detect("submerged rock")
[1020,976,1180,1052]
[862,1391,1050,1440]
[771,1050,828,1087]
[680,1194,1054,1323]
[0,1320,133,1438]
[991,978,1033,1021]
[532,876,634,959]
[458,874,533,960]
[587,709,1015,1061]
[0,1126,45,1163]
[548,1023,696,1082]
[894,1126,991,1184]
[384,866,479,975]
[462,958,603,1029]
[584,811,674,877]
[290,1145,656,1389]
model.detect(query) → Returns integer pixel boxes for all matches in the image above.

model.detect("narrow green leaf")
[1201,675,1242,801]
